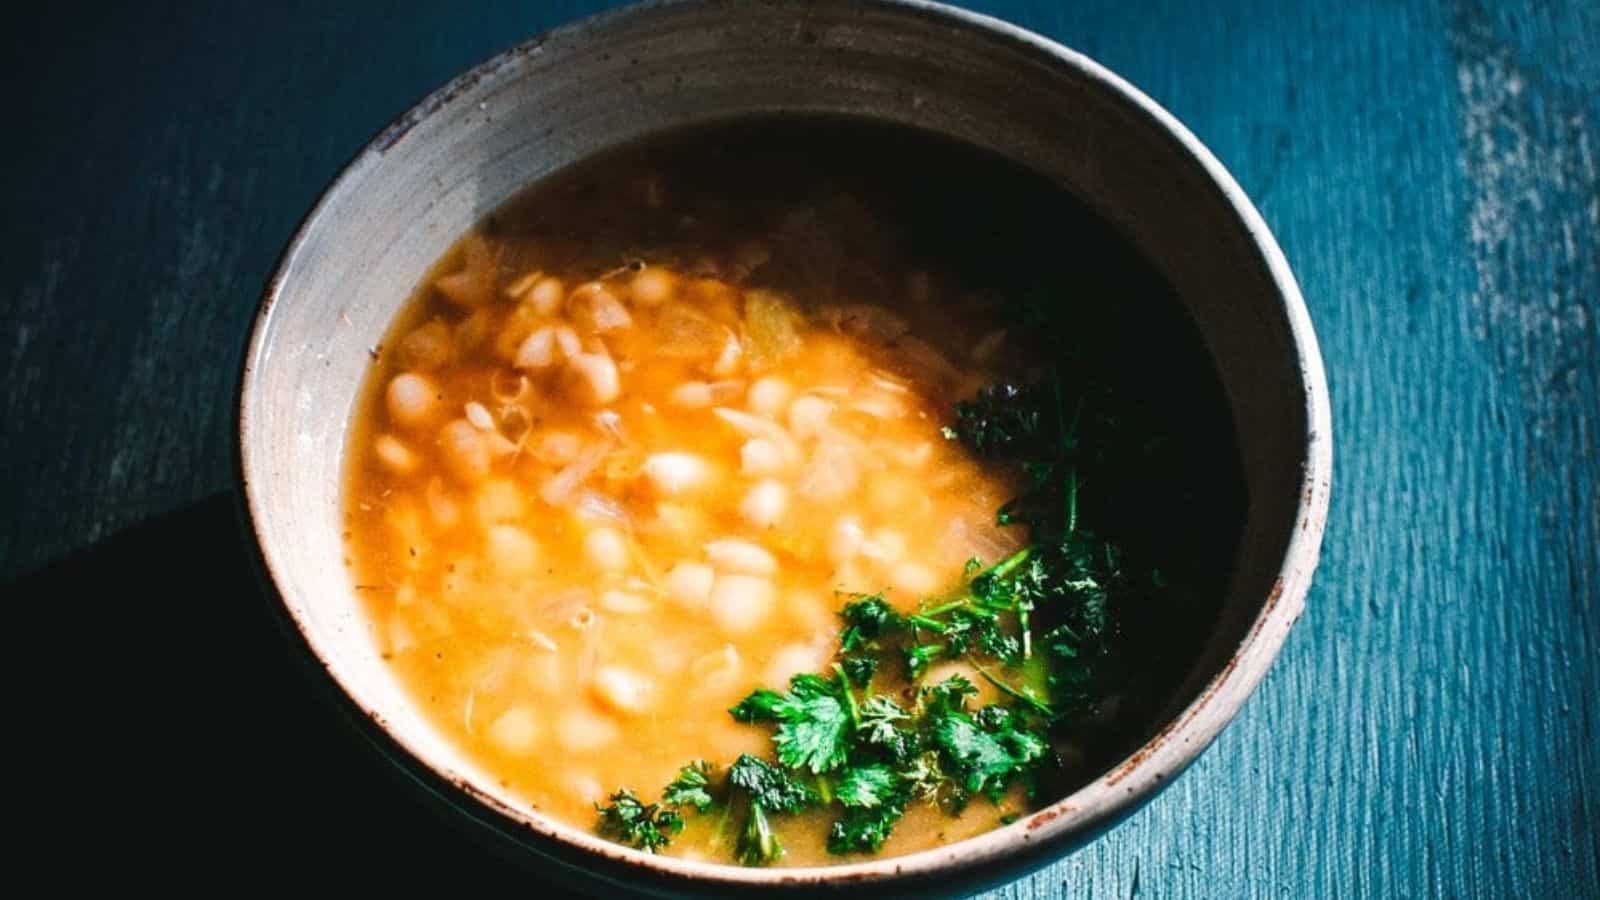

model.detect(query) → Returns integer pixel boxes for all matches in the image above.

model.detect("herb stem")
[1064,465,1078,536]
[833,662,861,729]
[969,658,1055,718]
[984,545,1034,582]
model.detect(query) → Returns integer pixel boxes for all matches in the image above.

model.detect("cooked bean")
[515,324,580,370]
[505,270,542,299]
[386,372,439,427]
[599,589,651,615]
[747,376,792,417]
[889,560,940,596]
[708,574,775,634]
[740,438,786,477]
[571,283,633,333]
[556,709,620,751]
[707,332,743,377]
[533,429,583,466]
[764,642,827,687]
[669,381,714,408]
[485,524,539,575]
[739,479,789,529]
[487,706,542,756]
[664,561,716,609]
[562,352,621,406]
[828,515,865,564]
[438,419,491,482]
[590,665,655,714]
[787,394,832,439]
[704,538,777,575]
[529,277,565,315]
[689,644,742,693]
[395,320,452,371]
[861,527,908,565]
[629,267,675,306]
[474,479,526,525]
[583,526,629,572]
[373,434,418,474]
[642,451,713,495]
[564,772,605,806]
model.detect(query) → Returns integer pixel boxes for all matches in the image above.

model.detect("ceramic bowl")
[237,0,1331,894]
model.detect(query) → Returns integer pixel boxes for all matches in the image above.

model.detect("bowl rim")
[238,0,1332,889]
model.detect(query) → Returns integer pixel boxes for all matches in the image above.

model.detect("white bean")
[630,267,675,306]
[739,479,789,529]
[573,285,633,332]
[386,372,439,428]
[890,560,941,596]
[464,401,495,431]
[438,419,491,482]
[690,644,742,692]
[708,574,775,634]
[861,527,908,565]
[599,589,651,615]
[562,352,621,406]
[764,643,828,687]
[529,277,565,316]
[747,377,792,418]
[474,479,526,525]
[556,710,620,751]
[740,438,787,477]
[564,772,605,806]
[486,524,539,575]
[516,324,580,371]
[487,706,542,756]
[705,538,778,576]
[584,526,629,572]
[591,665,655,715]
[534,429,583,466]
[669,381,714,408]
[373,434,418,474]
[664,561,716,609]
[787,394,832,440]
[829,515,865,564]
[642,451,713,495]
[708,332,743,377]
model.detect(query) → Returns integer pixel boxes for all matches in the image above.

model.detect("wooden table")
[6,1,1596,894]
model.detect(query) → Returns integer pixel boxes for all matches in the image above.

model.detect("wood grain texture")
[4,0,1595,895]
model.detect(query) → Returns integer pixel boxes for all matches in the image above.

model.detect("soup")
[344,119,1243,866]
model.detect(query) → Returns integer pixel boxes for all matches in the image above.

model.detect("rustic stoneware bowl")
[237,0,1332,894]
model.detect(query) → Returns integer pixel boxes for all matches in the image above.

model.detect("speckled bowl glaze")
[237,0,1331,894]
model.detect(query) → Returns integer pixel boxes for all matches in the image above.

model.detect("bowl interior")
[240,0,1326,889]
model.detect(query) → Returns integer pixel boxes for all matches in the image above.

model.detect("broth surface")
[344,119,1244,865]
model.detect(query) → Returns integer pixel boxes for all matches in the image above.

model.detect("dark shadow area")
[10,495,565,891]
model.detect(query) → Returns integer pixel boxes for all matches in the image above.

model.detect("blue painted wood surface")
[4,1,1596,895]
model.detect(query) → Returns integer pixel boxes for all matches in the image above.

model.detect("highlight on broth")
[344,120,1230,867]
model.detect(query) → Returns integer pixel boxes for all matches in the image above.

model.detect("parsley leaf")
[839,593,902,652]
[930,709,1048,801]
[835,764,898,808]
[727,754,815,865]
[827,802,908,855]
[595,789,684,853]
[732,674,852,773]
[661,760,715,813]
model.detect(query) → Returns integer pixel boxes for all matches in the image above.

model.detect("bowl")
[237,0,1331,894]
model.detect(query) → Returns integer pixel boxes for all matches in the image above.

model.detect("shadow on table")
[11,494,566,891]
